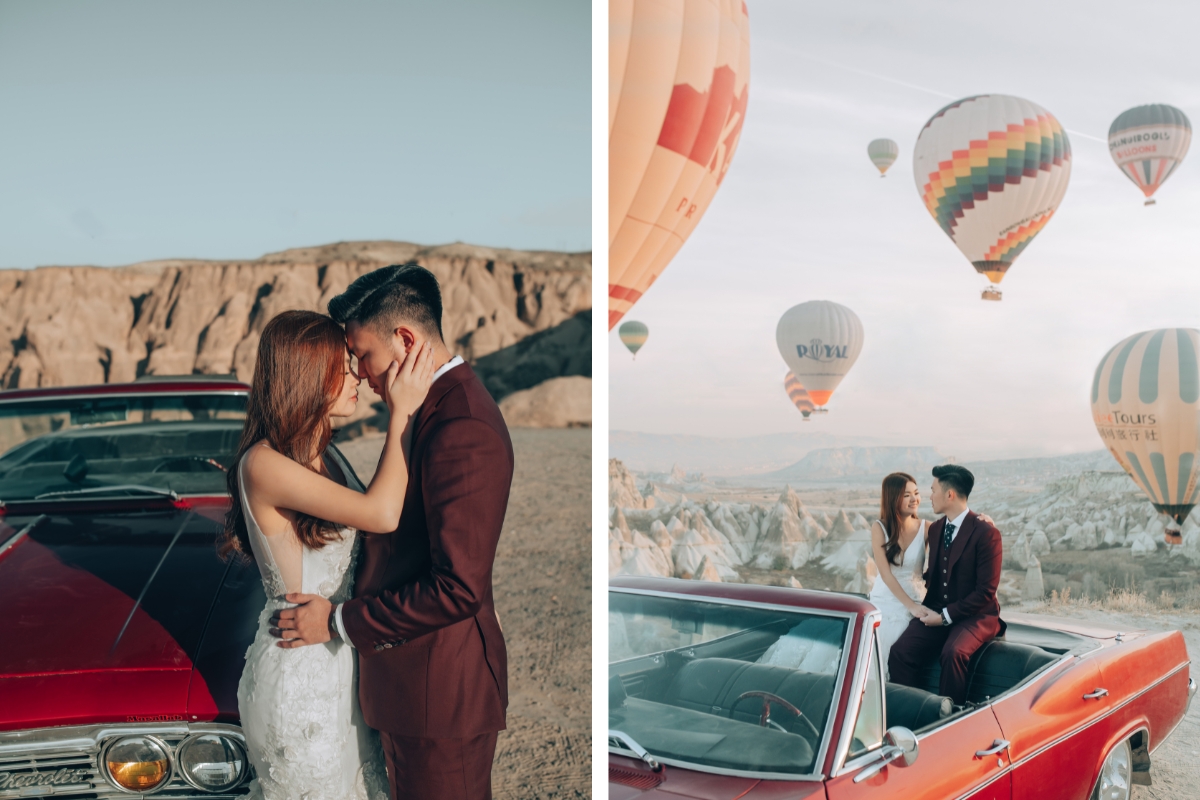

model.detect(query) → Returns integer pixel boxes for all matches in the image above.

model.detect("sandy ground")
[1017,603,1199,799]
[338,428,591,799]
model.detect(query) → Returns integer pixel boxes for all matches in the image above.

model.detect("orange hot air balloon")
[784,372,815,420]
[609,0,750,330]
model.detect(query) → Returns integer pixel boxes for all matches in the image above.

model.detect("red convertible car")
[0,378,364,798]
[609,576,1195,800]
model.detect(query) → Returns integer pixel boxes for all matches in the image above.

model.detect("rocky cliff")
[0,240,591,403]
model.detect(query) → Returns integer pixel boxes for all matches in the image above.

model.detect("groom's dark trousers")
[341,363,513,800]
[888,512,1003,704]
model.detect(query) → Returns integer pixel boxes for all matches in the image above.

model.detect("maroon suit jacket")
[921,511,1003,623]
[341,362,514,738]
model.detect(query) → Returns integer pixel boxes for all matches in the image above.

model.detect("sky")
[0,0,590,267]
[609,0,1200,462]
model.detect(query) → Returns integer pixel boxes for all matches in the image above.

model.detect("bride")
[868,472,993,678]
[217,309,434,800]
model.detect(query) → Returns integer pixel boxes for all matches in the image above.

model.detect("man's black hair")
[932,464,974,499]
[327,262,444,340]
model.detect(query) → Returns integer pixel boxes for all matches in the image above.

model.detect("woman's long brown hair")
[219,310,349,562]
[879,472,917,567]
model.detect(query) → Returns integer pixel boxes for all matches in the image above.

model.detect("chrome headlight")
[177,733,247,792]
[103,735,172,793]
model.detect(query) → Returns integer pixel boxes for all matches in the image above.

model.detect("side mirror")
[852,726,918,783]
[884,726,918,767]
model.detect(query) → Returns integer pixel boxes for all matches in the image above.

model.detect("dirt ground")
[338,428,591,799]
[1018,603,1200,799]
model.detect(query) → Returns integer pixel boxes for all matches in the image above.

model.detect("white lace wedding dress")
[868,520,927,679]
[236,445,389,800]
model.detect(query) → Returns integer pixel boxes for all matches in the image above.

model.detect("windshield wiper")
[33,485,180,501]
[609,730,662,771]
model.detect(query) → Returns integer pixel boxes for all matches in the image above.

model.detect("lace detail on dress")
[236,447,388,800]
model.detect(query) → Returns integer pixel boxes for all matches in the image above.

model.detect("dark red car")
[609,576,1195,800]
[0,378,363,798]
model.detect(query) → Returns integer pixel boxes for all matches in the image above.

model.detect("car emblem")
[0,767,92,790]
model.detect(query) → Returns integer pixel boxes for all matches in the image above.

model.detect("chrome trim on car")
[829,611,881,775]
[0,390,248,406]
[608,586,858,782]
[0,515,47,557]
[0,722,251,800]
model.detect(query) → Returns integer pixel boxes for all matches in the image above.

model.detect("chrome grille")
[0,723,252,799]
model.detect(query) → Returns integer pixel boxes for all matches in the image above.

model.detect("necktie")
[943,522,956,552]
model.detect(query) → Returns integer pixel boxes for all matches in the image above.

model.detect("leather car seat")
[663,658,836,738]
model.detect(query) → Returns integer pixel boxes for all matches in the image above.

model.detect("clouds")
[610,0,1200,461]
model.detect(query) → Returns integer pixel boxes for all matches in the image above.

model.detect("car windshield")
[0,393,247,501]
[610,590,849,777]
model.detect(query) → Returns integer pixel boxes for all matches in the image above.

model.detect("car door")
[824,631,1011,800]
[989,656,1108,800]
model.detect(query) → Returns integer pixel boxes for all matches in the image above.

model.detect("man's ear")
[393,326,418,354]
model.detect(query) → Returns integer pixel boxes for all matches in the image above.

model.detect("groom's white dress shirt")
[940,507,969,625]
[332,354,465,646]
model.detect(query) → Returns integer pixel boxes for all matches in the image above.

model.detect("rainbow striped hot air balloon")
[618,320,649,358]
[913,95,1072,301]
[1108,104,1191,206]
[1092,328,1200,544]
[784,372,814,420]
[609,0,750,330]
[867,138,899,176]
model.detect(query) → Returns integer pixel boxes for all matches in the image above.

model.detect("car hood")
[0,502,265,729]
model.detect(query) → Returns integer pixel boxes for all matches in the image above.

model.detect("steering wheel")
[152,456,228,473]
[732,691,821,740]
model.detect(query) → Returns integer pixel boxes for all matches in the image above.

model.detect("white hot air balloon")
[1092,328,1200,544]
[775,301,863,410]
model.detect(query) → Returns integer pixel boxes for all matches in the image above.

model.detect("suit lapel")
[947,513,977,576]
[926,517,946,585]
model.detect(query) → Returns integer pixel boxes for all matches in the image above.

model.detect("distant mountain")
[609,430,887,475]
[760,446,949,483]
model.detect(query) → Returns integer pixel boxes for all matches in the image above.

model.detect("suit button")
[384,643,393,649]
[374,645,384,652]
[399,639,407,645]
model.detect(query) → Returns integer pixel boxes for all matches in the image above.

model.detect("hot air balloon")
[784,372,815,420]
[776,301,863,411]
[1091,328,1200,544]
[1108,104,1191,206]
[867,138,899,176]
[913,95,1072,301]
[618,320,649,358]
[608,0,750,329]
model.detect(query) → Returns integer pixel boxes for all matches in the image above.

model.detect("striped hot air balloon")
[1092,328,1200,544]
[775,301,863,411]
[784,372,814,420]
[913,95,1072,301]
[867,138,899,176]
[1108,104,1191,206]
[609,0,750,329]
[618,320,649,358]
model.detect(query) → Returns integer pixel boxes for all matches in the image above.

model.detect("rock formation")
[0,240,591,400]
[498,376,591,429]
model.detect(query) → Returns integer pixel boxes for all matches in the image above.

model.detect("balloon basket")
[1165,528,1183,546]
[981,287,1002,302]
[1145,199,1157,206]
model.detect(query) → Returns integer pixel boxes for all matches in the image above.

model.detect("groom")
[273,264,513,800]
[888,464,1002,705]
